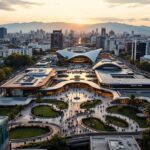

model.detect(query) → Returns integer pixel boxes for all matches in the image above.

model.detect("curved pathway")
[10,122,60,149]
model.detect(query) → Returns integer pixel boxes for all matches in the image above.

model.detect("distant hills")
[0,22,150,34]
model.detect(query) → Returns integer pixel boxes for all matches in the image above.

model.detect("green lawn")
[32,105,62,118]
[10,126,50,139]
[107,106,148,128]
[0,107,14,116]
[43,100,68,110]
[82,117,115,131]
[0,106,22,120]
[80,100,102,109]
[105,115,129,128]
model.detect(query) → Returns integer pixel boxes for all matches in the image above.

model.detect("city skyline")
[0,0,150,26]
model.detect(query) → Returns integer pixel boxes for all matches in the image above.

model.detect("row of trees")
[0,67,12,82]
[0,53,37,83]
[139,61,150,72]
[4,53,35,69]
[141,104,150,150]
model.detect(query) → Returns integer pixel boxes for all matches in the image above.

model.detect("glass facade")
[0,117,9,150]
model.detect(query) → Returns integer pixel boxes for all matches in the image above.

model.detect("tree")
[139,62,150,72]
[129,94,136,106]
[4,53,35,69]
[8,113,15,120]
[144,104,150,125]
[3,67,12,76]
[140,129,150,150]
[35,92,42,103]
[0,69,6,81]
[43,135,69,150]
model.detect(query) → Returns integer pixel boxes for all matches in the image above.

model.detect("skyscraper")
[0,27,7,39]
[51,30,63,50]
[101,28,106,37]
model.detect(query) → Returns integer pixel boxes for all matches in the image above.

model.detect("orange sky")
[0,0,150,26]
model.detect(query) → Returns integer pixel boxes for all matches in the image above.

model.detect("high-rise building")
[146,39,150,55]
[96,36,106,49]
[51,30,63,50]
[125,41,146,61]
[0,27,7,39]
[101,28,106,37]
[0,116,9,150]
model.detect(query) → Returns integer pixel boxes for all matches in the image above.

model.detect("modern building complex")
[51,30,63,50]
[94,59,150,89]
[0,116,9,150]
[0,25,149,150]
[1,68,56,96]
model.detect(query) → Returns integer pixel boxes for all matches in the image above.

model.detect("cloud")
[0,0,39,11]
[105,0,150,4]
[89,17,136,23]
[141,18,150,21]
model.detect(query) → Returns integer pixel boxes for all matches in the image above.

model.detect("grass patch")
[106,115,129,128]
[10,126,50,139]
[107,106,148,128]
[43,99,68,110]
[80,100,102,109]
[0,107,14,116]
[82,117,115,131]
[0,106,23,120]
[32,105,62,118]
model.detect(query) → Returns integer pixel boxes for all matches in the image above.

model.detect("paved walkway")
[14,88,145,139]
[10,122,60,149]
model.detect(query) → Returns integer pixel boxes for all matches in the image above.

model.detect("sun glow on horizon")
[0,0,150,26]
[71,18,86,24]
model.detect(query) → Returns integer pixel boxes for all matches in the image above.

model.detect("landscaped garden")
[80,100,102,109]
[43,99,68,110]
[82,117,116,131]
[31,105,62,118]
[107,106,148,128]
[105,115,129,128]
[10,126,50,139]
[0,107,14,116]
[0,106,23,120]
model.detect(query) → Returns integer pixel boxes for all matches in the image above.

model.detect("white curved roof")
[57,48,102,63]
[93,61,122,70]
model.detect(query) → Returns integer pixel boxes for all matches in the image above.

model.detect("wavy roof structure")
[57,48,102,63]
[93,61,122,70]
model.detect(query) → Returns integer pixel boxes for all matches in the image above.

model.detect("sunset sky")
[0,0,150,26]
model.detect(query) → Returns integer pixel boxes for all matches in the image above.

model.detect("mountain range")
[0,22,150,34]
